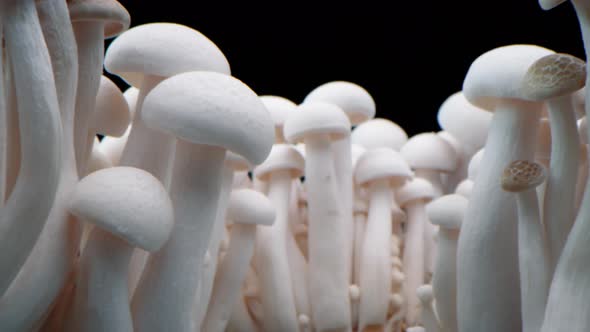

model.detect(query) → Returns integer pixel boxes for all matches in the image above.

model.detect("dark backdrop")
[108,1,585,136]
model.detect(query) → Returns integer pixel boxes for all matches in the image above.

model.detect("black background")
[108,1,585,136]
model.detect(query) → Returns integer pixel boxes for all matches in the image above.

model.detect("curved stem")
[543,96,579,271]
[132,142,225,332]
[0,0,62,296]
[402,202,426,326]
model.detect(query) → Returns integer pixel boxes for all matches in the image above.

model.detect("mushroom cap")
[68,167,174,252]
[351,144,367,169]
[437,91,492,149]
[92,75,130,137]
[284,102,351,144]
[416,284,434,304]
[226,189,276,226]
[425,194,467,230]
[400,133,459,173]
[354,147,413,187]
[303,81,376,125]
[454,179,473,198]
[538,0,567,10]
[467,148,485,181]
[463,44,554,110]
[396,178,436,207]
[104,23,230,87]
[68,0,130,38]
[521,53,586,101]
[501,160,547,192]
[225,151,252,172]
[437,131,463,157]
[259,95,297,128]
[351,118,408,151]
[99,127,129,166]
[142,71,274,165]
[254,144,305,181]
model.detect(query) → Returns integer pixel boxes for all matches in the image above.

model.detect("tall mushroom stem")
[132,142,226,332]
[0,24,5,207]
[0,0,62,296]
[543,96,580,271]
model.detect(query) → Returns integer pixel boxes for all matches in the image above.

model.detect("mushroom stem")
[305,134,351,331]
[226,295,259,332]
[66,228,134,332]
[72,21,104,175]
[132,142,226,332]
[333,137,355,282]
[202,223,257,332]
[4,64,18,201]
[513,183,550,332]
[432,229,459,332]
[402,201,426,325]
[457,103,540,332]
[255,170,299,331]
[358,181,392,329]
[543,95,580,271]
[0,0,62,295]
[0,25,5,207]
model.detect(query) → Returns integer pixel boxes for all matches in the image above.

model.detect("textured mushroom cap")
[501,160,547,192]
[396,178,436,207]
[124,86,139,119]
[104,23,230,87]
[351,144,367,168]
[254,144,304,181]
[92,76,130,137]
[68,0,130,38]
[454,179,473,198]
[467,148,485,181]
[142,71,274,165]
[225,151,251,172]
[303,81,376,125]
[226,189,276,226]
[68,167,174,251]
[426,194,467,230]
[260,95,297,128]
[354,148,413,187]
[284,102,351,143]
[351,118,408,151]
[400,133,459,172]
[416,284,434,304]
[538,0,567,10]
[522,53,586,101]
[437,92,492,149]
[463,44,554,110]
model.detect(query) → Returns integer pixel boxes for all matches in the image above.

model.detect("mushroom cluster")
[1,1,590,332]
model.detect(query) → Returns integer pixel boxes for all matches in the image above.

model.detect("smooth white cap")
[226,189,276,226]
[351,118,408,151]
[400,133,459,172]
[254,144,305,181]
[68,167,174,252]
[426,194,467,230]
[354,148,413,187]
[142,71,274,165]
[260,95,297,129]
[416,284,434,304]
[351,144,367,169]
[454,179,473,198]
[284,102,351,143]
[463,44,554,110]
[396,178,436,207]
[437,92,492,149]
[104,23,230,86]
[93,75,130,137]
[303,81,376,125]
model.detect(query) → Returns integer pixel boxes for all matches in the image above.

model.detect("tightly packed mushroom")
[2,0,590,331]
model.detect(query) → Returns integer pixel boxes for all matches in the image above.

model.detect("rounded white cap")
[437,91,492,149]
[396,178,436,207]
[454,179,473,198]
[254,144,305,181]
[351,118,408,151]
[104,23,230,86]
[426,194,467,230]
[303,81,375,125]
[68,167,174,252]
[142,71,274,165]
[400,133,459,173]
[226,189,276,226]
[284,102,351,144]
[463,44,554,110]
[93,75,130,137]
[354,148,413,187]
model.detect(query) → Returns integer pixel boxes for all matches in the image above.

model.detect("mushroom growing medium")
[65,167,173,332]
[0,0,62,303]
[202,189,276,332]
[501,160,550,332]
[353,147,412,330]
[131,71,274,332]
[284,101,352,331]
[457,44,553,332]
[521,53,585,271]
